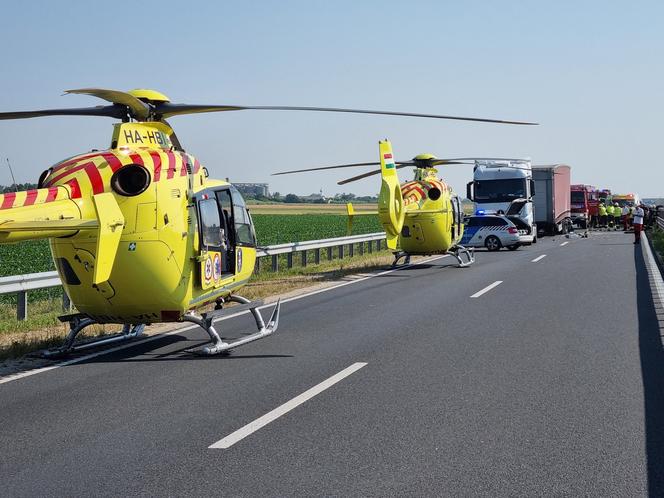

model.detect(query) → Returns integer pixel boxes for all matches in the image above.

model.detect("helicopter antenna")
[5,158,18,192]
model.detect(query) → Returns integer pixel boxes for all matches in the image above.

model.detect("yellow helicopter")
[274,140,529,267]
[0,88,536,356]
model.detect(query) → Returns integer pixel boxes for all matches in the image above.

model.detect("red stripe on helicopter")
[193,158,201,173]
[179,154,188,177]
[65,178,82,198]
[401,183,424,195]
[1,192,16,210]
[51,152,104,175]
[384,153,393,159]
[403,185,426,198]
[129,153,144,166]
[47,162,104,194]
[24,190,39,206]
[149,151,163,182]
[166,151,177,179]
[102,152,123,173]
[45,187,59,202]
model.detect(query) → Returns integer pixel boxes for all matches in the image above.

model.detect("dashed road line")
[209,362,368,449]
[560,241,569,246]
[531,254,547,263]
[470,280,503,298]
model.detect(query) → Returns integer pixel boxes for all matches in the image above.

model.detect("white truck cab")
[467,160,536,244]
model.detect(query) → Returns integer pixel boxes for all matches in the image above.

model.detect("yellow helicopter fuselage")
[371,140,465,256]
[0,122,257,324]
[398,175,465,255]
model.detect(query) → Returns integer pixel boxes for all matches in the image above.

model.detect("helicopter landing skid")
[447,245,475,268]
[391,252,411,267]
[40,314,146,358]
[182,296,281,356]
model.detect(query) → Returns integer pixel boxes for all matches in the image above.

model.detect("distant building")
[299,189,327,203]
[234,183,270,197]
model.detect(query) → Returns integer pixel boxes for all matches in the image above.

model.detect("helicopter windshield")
[229,187,256,246]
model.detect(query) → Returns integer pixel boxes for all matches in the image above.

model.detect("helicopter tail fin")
[0,188,124,285]
[91,193,124,285]
[377,140,405,250]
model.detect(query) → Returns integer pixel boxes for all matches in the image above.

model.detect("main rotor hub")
[127,89,170,103]
[413,153,438,168]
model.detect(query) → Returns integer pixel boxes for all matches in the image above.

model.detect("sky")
[0,0,662,197]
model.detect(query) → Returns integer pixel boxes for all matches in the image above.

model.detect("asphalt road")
[1,231,663,497]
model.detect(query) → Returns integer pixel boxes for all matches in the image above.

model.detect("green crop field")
[252,214,382,245]
[0,214,383,281]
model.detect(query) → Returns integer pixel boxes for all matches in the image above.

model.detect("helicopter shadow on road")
[79,332,293,364]
[634,242,664,494]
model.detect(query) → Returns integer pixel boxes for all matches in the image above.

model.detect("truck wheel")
[485,236,502,251]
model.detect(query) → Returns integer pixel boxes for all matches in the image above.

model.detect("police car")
[461,213,522,251]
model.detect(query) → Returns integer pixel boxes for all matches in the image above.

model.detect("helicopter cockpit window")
[229,187,257,246]
[199,199,223,248]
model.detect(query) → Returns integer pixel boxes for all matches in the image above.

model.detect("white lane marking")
[209,362,367,449]
[560,241,569,246]
[0,255,447,386]
[532,254,547,263]
[470,280,503,298]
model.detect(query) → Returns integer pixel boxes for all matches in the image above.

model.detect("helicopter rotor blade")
[273,161,401,176]
[431,157,530,165]
[65,88,151,120]
[336,161,474,185]
[154,103,538,125]
[337,164,412,185]
[0,104,128,121]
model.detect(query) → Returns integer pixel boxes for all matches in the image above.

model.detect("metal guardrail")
[0,232,387,320]
[657,216,664,230]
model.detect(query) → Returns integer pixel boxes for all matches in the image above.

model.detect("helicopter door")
[451,196,463,239]
[215,189,235,275]
[197,196,233,290]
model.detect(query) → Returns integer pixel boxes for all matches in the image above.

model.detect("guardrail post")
[359,242,364,255]
[368,241,373,253]
[301,250,308,267]
[376,240,382,251]
[254,257,261,274]
[349,243,354,258]
[315,248,321,265]
[17,291,27,321]
[62,292,72,312]
[271,254,278,272]
[327,247,333,261]
[287,253,293,269]
[338,245,344,259]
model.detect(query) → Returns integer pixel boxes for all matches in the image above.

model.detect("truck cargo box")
[533,165,571,235]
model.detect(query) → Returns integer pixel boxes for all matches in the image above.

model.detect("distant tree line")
[0,183,38,193]
[244,192,378,204]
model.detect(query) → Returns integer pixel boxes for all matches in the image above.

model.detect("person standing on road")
[622,204,630,231]
[633,204,645,244]
[599,202,607,229]
[606,203,615,230]
[613,203,621,231]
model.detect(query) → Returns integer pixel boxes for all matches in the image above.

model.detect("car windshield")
[474,179,526,202]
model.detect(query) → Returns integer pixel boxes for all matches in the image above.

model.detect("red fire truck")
[570,184,598,228]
